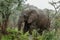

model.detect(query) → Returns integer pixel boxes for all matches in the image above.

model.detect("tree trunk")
[1,14,9,34]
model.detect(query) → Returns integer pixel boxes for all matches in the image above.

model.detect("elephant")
[18,8,50,35]
[18,8,34,33]
[27,9,50,34]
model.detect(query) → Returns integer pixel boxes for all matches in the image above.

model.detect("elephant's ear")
[28,13,38,23]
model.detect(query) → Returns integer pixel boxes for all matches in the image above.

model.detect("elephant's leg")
[18,23,24,31]
[18,16,24,31]
[29,26,34,35]
[23,22,31,34]
[37,26,44,35]
[23,26,30,34]
[29,23,37,35]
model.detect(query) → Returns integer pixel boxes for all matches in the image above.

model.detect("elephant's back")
[37,10,50,26]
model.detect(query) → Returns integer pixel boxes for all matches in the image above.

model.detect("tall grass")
[1,27,60,40]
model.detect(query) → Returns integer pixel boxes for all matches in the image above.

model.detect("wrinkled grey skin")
[18,8,50,35]
[28,9,50,34]
[18,8,34,31]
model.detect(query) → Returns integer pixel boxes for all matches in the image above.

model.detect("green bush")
[1,27,60,40]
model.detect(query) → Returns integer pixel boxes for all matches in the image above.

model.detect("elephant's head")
[27,10,39,23]
[21,8,34,21]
